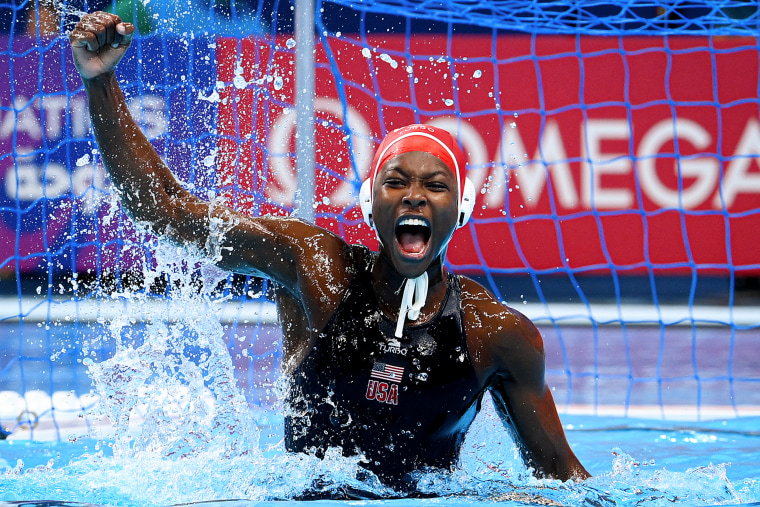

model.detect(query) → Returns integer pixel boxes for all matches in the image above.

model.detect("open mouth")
[395,217,431,257]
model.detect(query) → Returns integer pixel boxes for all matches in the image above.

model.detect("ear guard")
[359,178,374,229]
[359,176,476,230]
[458,177,475,228]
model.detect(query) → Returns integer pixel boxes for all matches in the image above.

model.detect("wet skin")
[70,11,590,482]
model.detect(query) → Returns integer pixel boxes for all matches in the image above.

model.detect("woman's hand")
[69,11,134,80]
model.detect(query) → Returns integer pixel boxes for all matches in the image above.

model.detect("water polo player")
[69,11,589,495]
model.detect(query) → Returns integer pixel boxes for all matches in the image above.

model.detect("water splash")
[52,233,392,503]
[84,239,258,462]
[2,396,759,504]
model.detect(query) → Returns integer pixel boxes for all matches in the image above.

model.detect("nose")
[403,181,427,208]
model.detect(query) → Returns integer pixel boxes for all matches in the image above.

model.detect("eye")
[383,177,407,188]
[426,181,449,192]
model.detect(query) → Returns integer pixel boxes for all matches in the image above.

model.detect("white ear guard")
[359,176,475,230]
[359,178,374,229]
[457,177,475,228]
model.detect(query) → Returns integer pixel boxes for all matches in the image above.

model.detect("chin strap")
[395,272,429,338]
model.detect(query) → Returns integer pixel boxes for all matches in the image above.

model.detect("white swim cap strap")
[394,272,429,338]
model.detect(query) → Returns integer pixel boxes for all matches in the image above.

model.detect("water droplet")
[198,89,220,103]
[379,53,398,69]
[444,99,454,106]
[510,122,517,128]
[286,38,296,49]
[473,69,482,78]
[233,75,248,89]
[362,47,372,58]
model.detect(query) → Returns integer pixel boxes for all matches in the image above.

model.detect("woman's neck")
[371,254,448,322]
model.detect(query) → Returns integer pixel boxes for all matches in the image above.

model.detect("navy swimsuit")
[285,245,483,488]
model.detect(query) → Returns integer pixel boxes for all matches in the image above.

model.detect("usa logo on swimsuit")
[366,361,403,406]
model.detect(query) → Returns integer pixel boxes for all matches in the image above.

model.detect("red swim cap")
[368,124,467,201]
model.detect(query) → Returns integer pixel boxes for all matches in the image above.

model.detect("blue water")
[2,245,759,506]
[2,406,759,506]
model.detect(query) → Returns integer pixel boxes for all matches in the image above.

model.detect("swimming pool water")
[1,405,759,506]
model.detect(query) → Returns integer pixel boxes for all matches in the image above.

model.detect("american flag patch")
[370,361,404,383]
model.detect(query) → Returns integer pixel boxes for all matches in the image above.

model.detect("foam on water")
[4,424,757,506]
[2,404,760,505]
[1,237,759,505]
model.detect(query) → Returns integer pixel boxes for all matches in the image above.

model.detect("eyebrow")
[384,165,451,180]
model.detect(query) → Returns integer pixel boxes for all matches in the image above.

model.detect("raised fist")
[69,11,135,80]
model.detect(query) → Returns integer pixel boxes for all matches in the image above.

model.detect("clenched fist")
[69,11,135,80]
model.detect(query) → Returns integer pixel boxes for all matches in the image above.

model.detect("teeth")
[398,217,428,228]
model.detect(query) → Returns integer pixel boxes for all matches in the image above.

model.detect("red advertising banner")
[215,34,760,275]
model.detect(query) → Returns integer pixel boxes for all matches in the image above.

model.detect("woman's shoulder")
[458,276,544,372]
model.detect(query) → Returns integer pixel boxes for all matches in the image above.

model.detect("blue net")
[324,0,760,35]
[1,0,759,439]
